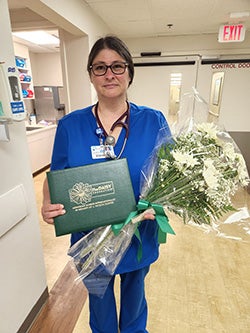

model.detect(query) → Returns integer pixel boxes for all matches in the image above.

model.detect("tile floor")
[34,170,250,333]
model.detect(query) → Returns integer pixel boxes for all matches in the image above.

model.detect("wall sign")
[211,62,250,69]
[218,24,245,42]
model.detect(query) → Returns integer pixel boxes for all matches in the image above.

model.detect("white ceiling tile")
[8,0,250,40]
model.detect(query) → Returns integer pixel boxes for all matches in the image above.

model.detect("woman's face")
[90,48,131,101]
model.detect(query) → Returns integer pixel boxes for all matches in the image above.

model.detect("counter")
[26,125,57,174]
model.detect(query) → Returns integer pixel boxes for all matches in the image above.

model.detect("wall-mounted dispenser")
[0,61,26,123]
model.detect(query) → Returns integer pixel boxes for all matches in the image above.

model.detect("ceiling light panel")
[12,30,59,45]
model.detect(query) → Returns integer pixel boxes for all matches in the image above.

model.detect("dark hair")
[87,35,134,86]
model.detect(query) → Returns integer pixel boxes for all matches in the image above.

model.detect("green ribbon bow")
[111,199,175,261]
[136,199,175,243]
[111,210,139,235]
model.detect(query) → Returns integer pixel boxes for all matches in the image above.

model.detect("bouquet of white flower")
[141,121,249,226]
[68,90,250,297]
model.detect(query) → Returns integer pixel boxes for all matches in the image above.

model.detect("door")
[128,57,199,125]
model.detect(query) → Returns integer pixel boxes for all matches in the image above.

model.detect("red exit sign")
[218,24,245,42]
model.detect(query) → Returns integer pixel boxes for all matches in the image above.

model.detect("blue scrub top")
[50,102,171,273]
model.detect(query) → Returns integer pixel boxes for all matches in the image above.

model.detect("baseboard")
[33,164,50,177]
[17,287,49,333]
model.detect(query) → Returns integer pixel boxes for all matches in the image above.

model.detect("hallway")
[33,169,250,333]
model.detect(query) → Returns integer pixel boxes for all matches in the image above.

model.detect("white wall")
[28,0,109,39]
[30,52,63,86]
[197,62,250,132]
[59,31,92,112]
[124,33,250,57]
[0,1,47,332]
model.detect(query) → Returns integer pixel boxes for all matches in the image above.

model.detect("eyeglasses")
[90,62,128,76]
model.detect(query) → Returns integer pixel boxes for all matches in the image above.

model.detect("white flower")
[203,158,215,169]
[196,122,218,140]
[236,154,250,186]
[159,159,170,171]
[202,159,220,191]
[172,151,199,170]
[222,142,235,158]
[203,169,219,190]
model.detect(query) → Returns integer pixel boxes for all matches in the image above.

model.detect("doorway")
[128,58,199,125]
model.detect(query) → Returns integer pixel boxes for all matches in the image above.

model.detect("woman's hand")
[41,202,66,224]
[41,177,66,224]
[131,209,155,224]
[143,212,155,220]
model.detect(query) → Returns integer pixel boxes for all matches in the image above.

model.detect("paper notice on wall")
[0,122,10,141]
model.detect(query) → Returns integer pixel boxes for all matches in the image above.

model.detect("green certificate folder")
[47,159,136,236]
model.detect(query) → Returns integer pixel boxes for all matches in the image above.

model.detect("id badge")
[91,145,115,159]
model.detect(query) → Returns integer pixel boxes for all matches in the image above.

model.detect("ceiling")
[8,0,250,53]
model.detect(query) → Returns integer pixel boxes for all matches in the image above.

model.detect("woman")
[42,35,171,333]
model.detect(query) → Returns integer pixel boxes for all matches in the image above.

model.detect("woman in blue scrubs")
[42,35,171,333]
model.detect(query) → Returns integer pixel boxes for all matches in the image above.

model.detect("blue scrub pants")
[88,266,150,333]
